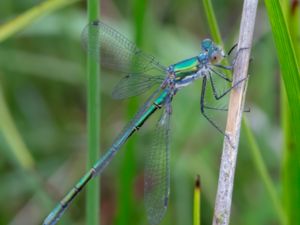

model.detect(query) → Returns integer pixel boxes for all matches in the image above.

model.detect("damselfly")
[43,21,244,225]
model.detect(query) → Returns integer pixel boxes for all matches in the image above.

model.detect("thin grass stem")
[86,0,100,225]
[212,1,258,224]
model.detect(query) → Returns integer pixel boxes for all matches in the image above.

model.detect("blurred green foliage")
[0,0,299,225]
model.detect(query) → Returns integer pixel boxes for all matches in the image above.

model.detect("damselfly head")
[209,46,225,64]
[200,39,213,52]
[201,39,225,64]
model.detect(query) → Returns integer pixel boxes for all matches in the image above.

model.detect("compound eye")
[210,51,223,64]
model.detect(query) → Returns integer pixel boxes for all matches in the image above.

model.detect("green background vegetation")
[0,0,299,225]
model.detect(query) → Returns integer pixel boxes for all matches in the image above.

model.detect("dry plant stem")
[212,0,258,225]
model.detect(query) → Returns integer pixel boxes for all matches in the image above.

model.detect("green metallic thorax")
[172,57,200,80]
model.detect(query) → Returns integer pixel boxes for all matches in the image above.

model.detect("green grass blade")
[86,0,100,225]
[133,0,148,45]
[0,87,35,169]
[286,1,300,61]
[264,2,300,223]
[0,85,61,222]
[193,175,201,225]
[202,0,222,45]
[0,1,82,223]
[242,118,286,225]
[281,82,300,225]
[280,2,300,224]
[263,0,300,161]
[0,0,79,42]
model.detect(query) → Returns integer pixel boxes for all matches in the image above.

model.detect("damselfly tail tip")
[42,204,64,225]
[42,213,55,225]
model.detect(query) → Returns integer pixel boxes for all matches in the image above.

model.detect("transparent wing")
[144,106,171,225]
[81,20,167,74]
[81,20,166,99]
[112,74,165,99]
